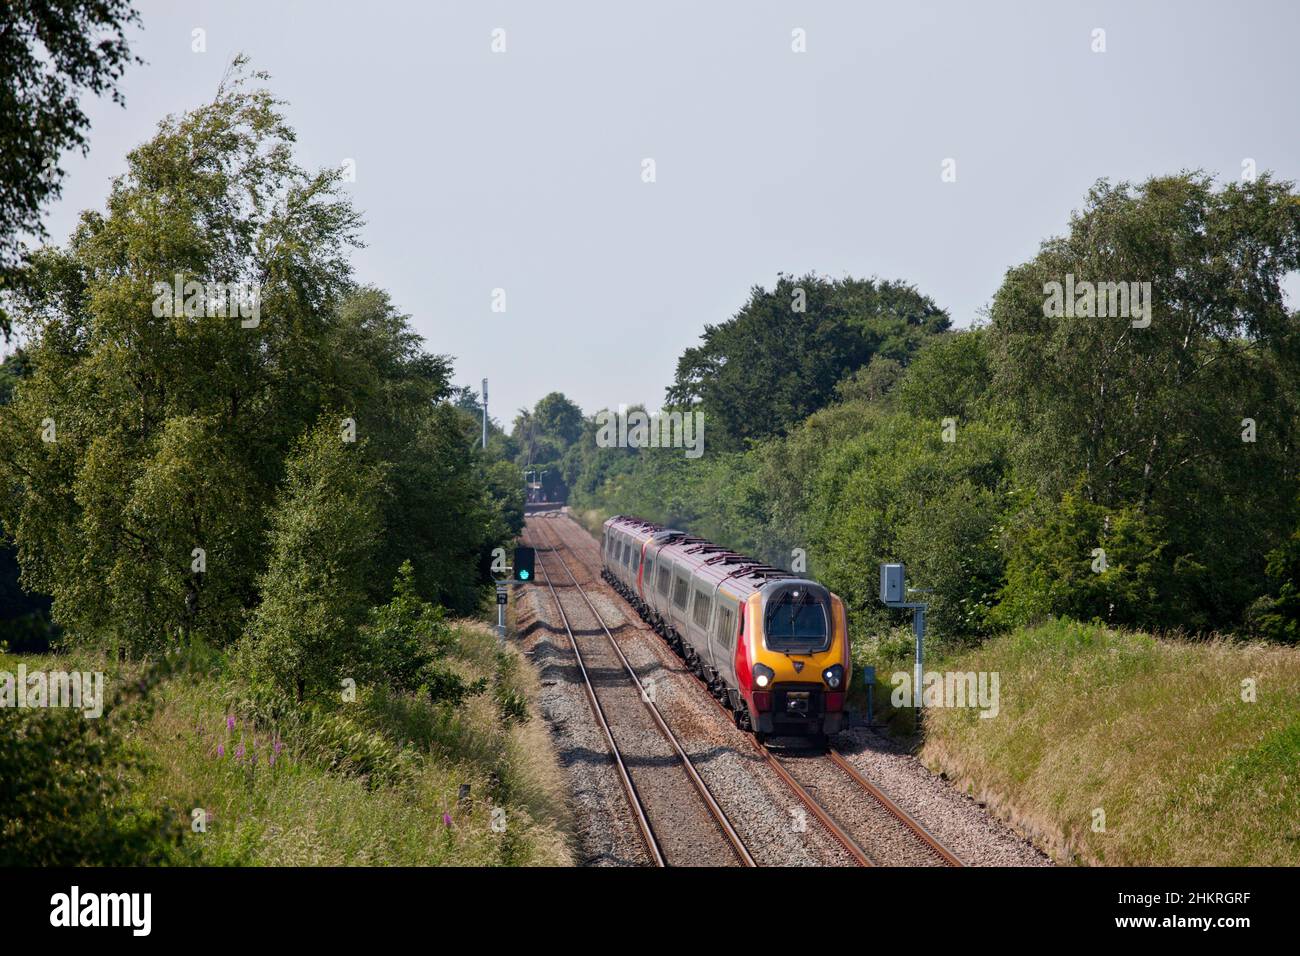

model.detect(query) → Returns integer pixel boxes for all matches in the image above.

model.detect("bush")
[0,655,191,865]
[360,560,484,708]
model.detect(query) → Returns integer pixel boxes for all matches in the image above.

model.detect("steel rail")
[532,516,757,868]
[826,747,965,867]
[529,525,666,867]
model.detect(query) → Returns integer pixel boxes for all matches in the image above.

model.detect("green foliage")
[0,654,191,865]
[666,272,949,448]
[0,0,140,337]
[0,63,521,658]
[513,391,585,501]
[360,560,485,707]
[995,483,1170,630]
[987,173,1300,630]
[248,419,386,701]
[1252,505,1300,643]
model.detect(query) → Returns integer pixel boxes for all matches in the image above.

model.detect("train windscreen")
[763,588,830,652]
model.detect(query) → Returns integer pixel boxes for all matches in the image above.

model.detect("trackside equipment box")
[880,563,904,604]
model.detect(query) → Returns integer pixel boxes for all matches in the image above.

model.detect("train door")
[710,593,739,690]
[651,549,673,620]
[688,580,715,668]
[669,566,691,637]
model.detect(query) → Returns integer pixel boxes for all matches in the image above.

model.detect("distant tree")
[666,273,949,448]
[1252,502,1300,643]
[532,392,584,447]
[0,0,141,337]
[835,355,904,404]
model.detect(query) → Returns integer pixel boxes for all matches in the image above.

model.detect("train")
[601,515,851,743]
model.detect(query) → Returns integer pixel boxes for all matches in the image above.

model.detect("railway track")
[539,511,965,868]
[526,518,755,867]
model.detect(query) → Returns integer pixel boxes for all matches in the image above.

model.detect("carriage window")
[621,542,630,566]
[645,556,654,583]
[672,575,689,610]
[714,607,735,651]
[631,545,640,573]
[657,563,671,595]
[692,588,712,629]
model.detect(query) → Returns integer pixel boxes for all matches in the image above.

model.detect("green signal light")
[519,569,530,580]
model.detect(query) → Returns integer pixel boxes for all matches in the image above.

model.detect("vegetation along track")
[546,511,964,868]
[525,517,755,867]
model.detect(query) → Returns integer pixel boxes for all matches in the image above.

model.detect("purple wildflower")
[217,743,225,758]
[226,715,236,731]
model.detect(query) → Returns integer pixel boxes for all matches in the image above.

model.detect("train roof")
[604,514,824,598]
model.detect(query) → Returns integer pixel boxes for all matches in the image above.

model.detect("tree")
[1252,502,1300,643]
[533,392,584,447]
[360,560,484,705]
[666,273,949,448]
[0,0,140,337]
[248,419,387,701]
[0,60,363,653]
[514,391,585,501]
[988,173,1300,630]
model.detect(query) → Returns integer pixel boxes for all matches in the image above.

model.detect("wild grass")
[914,619,1300,866]
[2,622,574,866]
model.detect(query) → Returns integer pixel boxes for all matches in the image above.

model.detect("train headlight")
[752,663,775,689]
[822,664,844,689]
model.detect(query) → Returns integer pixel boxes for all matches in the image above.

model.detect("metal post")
[481,377,488,450]
[913,605,925,715]
[495,580,507,641]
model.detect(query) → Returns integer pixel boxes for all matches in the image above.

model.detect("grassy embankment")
[888,620,1300,866]
[2,621,573,866]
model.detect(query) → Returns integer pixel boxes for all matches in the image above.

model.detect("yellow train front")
[739,581,851,742]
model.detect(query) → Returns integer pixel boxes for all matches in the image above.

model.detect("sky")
[15,0,1300,422]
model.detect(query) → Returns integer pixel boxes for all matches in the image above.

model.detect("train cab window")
[657,563,671,595]
[672,574,689,610]
[763,587,830,652]
[691,588,712,629]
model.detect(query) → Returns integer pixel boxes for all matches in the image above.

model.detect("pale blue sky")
[17,0,1300,420]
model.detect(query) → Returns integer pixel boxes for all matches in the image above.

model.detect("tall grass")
[917,620,1300,866]
[3,622,574,866]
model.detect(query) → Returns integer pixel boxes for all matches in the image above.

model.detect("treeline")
[556,174,1300,647]
[0,63,522,683]
[0,62,542,864]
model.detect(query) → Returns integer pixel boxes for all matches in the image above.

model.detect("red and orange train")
[601,515,852,742]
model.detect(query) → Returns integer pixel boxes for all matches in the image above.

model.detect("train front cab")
[740,581,850,739]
